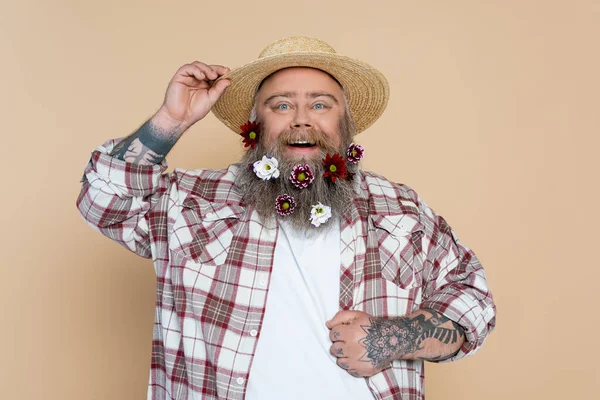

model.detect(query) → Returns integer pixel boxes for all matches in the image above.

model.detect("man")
[77,36,495,399]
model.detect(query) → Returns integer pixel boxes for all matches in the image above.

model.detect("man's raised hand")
[156,62,231,131]
[109,62,230,165]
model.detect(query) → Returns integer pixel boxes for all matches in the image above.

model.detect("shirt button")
[236,377,245,385]
[259,280,266,286]
[250,329,258,337]
[206,212,214,219]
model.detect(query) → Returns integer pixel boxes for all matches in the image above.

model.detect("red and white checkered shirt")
[77,139,496,400]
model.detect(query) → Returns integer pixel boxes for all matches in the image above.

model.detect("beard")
[235,114,358,236]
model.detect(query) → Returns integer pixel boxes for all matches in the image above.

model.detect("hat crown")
[258,36,337,59]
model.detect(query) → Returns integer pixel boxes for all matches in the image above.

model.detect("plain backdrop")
[2,0,599,399]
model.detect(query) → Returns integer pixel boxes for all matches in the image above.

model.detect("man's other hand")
[326,310,391,378]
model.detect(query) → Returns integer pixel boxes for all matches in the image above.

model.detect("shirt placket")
[222,209,278,399]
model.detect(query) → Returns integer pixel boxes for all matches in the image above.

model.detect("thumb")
[208,78,231,105]
[326,310,358,329]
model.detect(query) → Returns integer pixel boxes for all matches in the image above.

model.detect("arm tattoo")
[110,119,180,165]
[359,310,465,368]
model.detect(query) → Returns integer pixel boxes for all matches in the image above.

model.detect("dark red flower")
[322,153,348,183]
[289,164,315,189]
[347,143,365,164]
[275,194,296,216]
[240,121,261,149]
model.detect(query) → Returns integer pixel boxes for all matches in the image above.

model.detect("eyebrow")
[263,91,339,105]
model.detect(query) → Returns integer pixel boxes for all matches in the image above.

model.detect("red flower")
[275,194,296,216]
[289,164,315,189]
[240,121,261,149]
[347,143,364,164]
[322,153,348,183]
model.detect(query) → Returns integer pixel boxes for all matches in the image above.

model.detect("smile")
[288,140,316,148]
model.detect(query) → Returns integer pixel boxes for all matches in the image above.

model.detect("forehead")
[257,67,343,98]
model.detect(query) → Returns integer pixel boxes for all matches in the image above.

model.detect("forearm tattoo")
[359,310,465,368]
[110,119,179,165]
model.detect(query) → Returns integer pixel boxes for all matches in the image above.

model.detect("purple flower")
[347,143,365,164]
[289,164,315,189]
[275,194,296,216]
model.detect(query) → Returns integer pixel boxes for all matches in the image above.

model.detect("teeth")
[291,141,314,145]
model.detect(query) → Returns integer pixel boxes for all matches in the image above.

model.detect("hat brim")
[211,52,389,134]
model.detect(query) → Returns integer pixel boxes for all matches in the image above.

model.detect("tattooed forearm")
[110,118,181,165]
[359,309,465,368]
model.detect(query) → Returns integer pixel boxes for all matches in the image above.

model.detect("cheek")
[261,130,278,148]
[258,112,288,144]
[260,124,286,149]
[318,119,343,146]
[329,131,343,147]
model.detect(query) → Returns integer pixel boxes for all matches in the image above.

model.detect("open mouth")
[288,141,316,148]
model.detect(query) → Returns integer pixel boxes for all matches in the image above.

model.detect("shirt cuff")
[420,290,496,362]
[83,138,168,198]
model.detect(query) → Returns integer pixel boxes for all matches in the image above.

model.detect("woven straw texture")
[211,36,389,134]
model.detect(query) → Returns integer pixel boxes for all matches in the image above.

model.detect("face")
[254,67,346,161]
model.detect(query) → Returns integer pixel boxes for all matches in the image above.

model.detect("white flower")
[253,155,280,180]
[309,202,332,227]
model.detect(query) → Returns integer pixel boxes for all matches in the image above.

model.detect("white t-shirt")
[246,219,374,399]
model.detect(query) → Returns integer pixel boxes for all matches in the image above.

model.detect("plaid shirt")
[77,139,496,400]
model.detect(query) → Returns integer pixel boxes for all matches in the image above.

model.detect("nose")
[291,107,312,129]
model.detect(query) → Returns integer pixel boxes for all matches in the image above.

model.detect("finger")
[208,64,230,76]
[207,79,231,104]
[173,64,205,83]
[329,344,345,358]
[326,310,357,329]
[184,65,207,83]
[328,326,346,342]
[191,61,219,80]
[336,358,351,370]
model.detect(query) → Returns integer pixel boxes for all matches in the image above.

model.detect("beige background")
[2,0,599,399]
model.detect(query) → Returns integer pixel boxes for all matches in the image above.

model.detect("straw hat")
[211,36,389,134]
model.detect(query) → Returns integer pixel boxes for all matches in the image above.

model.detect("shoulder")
[361,170,441,237]
[361,170,420,214]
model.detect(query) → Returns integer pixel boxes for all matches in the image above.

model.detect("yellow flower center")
[249,131,257,139]
[352,150,357,157]
[316,207,323,213]
[283,202,290,210]
[265,164,271,170]
[329,165,337,172]
[297,172,306,181]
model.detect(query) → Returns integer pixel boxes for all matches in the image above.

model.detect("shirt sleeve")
[76,138,171,258]
[418,201,496,362]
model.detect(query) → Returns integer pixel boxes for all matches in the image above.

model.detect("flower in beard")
[253,155,280,180]
[346,143,364,164]
[240,121,261,149]
[275,194,296,216]
[322,153,348,183]
[309,202,332,227]
[289,164,315,189]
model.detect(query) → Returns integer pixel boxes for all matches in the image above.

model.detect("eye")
[314,103,325,110]
[277,104,290,111]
